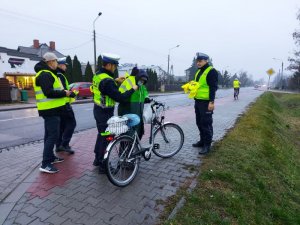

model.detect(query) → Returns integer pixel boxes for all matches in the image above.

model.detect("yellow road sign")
[266,68,275,76]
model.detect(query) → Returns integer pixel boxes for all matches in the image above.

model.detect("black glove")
[69,92,76,98]
[144,97,151,103]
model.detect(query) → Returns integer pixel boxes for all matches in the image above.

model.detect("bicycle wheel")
[153,123,184,158]
[105,135,140,187]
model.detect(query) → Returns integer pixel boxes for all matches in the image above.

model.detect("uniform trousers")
[93,104,114,162]
[194,99,213,146]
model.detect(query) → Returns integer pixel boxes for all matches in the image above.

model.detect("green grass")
[162,92,300,225]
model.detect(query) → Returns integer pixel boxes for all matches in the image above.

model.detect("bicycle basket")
[106,116,129,135]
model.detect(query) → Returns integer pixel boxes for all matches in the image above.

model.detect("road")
[0,88,260,149]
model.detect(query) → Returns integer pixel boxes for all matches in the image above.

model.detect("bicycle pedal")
[154,143,160,149]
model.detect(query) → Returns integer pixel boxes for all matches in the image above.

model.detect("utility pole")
[93,12,102,72]
[167,45,180,85]
[281,61,284,89]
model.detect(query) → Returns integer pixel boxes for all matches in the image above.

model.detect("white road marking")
[0,115,38,122]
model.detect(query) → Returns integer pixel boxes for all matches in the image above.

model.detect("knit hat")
[43,52,58,62]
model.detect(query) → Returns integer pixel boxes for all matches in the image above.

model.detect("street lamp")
[167,45,180,83]
[272,58,284,89]
[93,12,102,72]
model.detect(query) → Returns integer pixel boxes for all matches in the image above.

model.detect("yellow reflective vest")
[33,70,66,111]
[233,80,240,88]
[92,73,116,108]
[194,66,213,100]
[119,75,148,102]
[57,72,76,104]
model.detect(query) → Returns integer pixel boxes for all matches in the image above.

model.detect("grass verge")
[162,92,300,225]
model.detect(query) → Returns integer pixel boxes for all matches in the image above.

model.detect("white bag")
[143,104,152,124]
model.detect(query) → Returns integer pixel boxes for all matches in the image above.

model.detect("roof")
[17,43,65,58]
[0,46,42,61]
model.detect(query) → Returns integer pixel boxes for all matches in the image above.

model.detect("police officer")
[92,53,138,173]
[55,58,77,154]
[34,52,76,173]
[192,53,218,154]
[118,67,150,139]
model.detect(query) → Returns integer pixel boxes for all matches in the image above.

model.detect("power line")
[0,8,190,65]
[57,39,93,51]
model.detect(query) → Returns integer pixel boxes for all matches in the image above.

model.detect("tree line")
[63,55,160,92]
[286,9,300,90]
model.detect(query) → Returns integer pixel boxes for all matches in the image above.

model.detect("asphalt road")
[0,88,257,149]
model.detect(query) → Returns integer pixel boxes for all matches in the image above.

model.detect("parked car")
[69,82,92,98]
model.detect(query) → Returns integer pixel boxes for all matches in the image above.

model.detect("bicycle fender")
[103,135,134,160]
[153,121,171,133]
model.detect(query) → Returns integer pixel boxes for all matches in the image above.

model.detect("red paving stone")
[26,131,97,198]
[25,105,194,199]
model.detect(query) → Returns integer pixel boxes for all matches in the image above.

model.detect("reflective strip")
[127,78,134,88]
[119,85,127,91]
[35,88,62,95]
[36,98,53,103]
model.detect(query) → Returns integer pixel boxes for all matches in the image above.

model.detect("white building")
[0,47,41,89]
[118,63,167,80]
[0,40,65,89]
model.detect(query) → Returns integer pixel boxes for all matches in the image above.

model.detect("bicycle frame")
[103,100,167,160]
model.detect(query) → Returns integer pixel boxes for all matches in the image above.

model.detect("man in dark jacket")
[34,52,76,173]
[55,58,76,154]
[192,52,218,154]
[92,53,138,173]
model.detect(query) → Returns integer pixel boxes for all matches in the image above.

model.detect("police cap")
[57,57,68,65]
[196,52,209,61]
[102,53,120,65]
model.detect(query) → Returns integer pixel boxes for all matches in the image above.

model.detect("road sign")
[266,68,275,76]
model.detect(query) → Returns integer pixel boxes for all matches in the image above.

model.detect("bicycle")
[102,99,184,187]
[234,88,239,100]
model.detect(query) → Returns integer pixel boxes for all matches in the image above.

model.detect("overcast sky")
[0,0,299,81]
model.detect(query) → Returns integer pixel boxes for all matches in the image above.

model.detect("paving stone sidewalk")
[0,89,263,225]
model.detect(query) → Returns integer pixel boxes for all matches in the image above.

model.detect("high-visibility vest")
[33,70,66,111]
[194,66,213,100]
[119,75,148,102]
[92,73,116,108]
[233,80,240,88]
[57,72,73,103]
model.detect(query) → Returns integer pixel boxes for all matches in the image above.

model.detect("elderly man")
[34,52,76,173]
[92,53,138,173]
[55,58,77,154]
[192,53,218,154]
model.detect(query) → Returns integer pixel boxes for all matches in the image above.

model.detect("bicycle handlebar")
[149,99,165,108]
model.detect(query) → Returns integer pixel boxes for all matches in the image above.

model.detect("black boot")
[98,160,106,174]
[199,145,211,155]
[192,141,204,148]
[93,158,100,166]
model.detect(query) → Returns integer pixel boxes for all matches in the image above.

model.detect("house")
[0,40,65,89]
[18,39,65,58]
[0,46,41,89]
